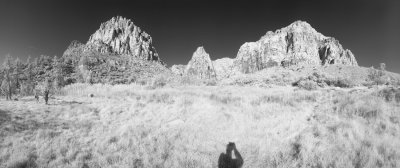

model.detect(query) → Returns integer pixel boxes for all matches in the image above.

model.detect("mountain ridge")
[172,20,358,79]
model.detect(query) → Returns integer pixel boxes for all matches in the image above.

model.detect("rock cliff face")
[87,16,161,62]
[62,16,167,84]
[170,64,186,76]
[184,47,216,79]
[213,58,235,79]
[235,21,358,73]
[63,16,162,63]
[172,20,358,80]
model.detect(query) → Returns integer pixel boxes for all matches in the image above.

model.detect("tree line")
[0,54,66,103]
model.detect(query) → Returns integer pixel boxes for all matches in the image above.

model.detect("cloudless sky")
[0,0,399,73]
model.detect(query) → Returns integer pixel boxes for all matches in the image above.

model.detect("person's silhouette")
[218,142,243,168]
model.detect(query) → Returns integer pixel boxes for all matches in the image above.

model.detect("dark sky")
[0,0,399,73]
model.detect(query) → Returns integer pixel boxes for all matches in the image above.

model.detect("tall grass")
[59,83,143,97]
[1,84,399,167]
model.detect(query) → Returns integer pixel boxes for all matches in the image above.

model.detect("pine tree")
[33,57,38,67]
[13,57,22,94]
[22,61,34,96]
[52,56,64,90]
[1,54,13,100]
[26,55,31,64]
[78,55,92,83]
[379,63,386,71]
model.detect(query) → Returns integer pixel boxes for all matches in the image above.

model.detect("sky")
[0,0,399,73]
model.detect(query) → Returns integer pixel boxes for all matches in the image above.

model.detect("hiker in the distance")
[34,90,39,102]
[218,142,244,168]
[34,87,40,102]
[43,78,51,105]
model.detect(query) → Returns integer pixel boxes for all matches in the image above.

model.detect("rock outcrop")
[170,64,186,76]
[62,16,167,84]
[213,58,235,79]
[235,21,358,73]
[184,47,216,79]
[63,16,162,63]
[87,16,161,62]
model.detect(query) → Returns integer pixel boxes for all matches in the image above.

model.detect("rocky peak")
[235,20,358,73]
[286,20,317,32]
[188,47,209,61]
[85,16,161,62]
[184,47,216,79]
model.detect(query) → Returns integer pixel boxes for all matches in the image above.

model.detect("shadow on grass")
[0,109,11,127]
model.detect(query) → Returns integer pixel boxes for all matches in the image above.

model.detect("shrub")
[64,77,76,86]
[233,76,257,86]
[294,72,356,89]
[376,87,400,103]
[148,73,170,89]
[329,77,356,88]
[368,67,387,85]
[296,80,318,90]
[20,81,34,96]
[204,79,217,86]
[179,76,203,86]
[264,72,295,86]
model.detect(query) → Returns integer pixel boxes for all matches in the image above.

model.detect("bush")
[179,76,203,86]
[296,80,318,90]
[233,76,257,86]
[368,67,387,85]
[148,73,170,89]
[327,77,356,88]
[20,81,34,96]
[376,87,400,103]
[294,72,356,89]
[204,79,217,86]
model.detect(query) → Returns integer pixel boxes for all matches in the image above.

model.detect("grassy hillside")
[1,83,399,168]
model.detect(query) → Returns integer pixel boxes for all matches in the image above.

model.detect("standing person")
[34,89,39,102]
[218,142,244,168]
[43,78,51,105]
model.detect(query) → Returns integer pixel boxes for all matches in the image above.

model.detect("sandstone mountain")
[63,16,162,63]
[172,20,359,79]
[183,47,216,79]
[62,16,167,84]
[235,21,358,73]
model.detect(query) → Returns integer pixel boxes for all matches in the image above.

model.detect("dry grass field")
[0,83,399,168]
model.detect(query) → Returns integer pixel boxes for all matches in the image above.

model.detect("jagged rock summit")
[235,20,358,73]
[184,47,216,79]
[63,16,162,63]
[62,16,168,84]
